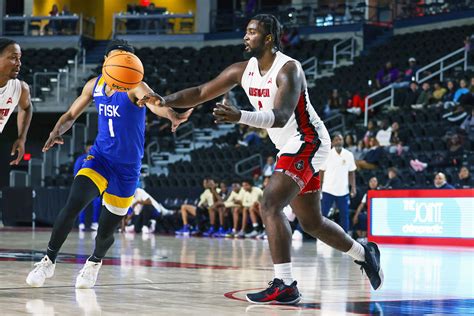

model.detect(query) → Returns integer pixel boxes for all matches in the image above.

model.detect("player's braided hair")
[251,14,282,52]
[104,39,135,56]
[0,38,18,54]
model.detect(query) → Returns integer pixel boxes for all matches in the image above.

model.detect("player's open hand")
[10,138,25,165]
[42,132,64,152]
[168,108,193,132]
[213,103,241,124]
[137,92,165,107]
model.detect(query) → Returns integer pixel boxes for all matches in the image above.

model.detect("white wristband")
[238,110,275,129]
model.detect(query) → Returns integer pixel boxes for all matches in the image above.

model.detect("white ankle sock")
[274,262,293,285]
[346,241,365,261]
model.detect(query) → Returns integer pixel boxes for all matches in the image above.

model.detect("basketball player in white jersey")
[139,14,383,304]
[0,38,33,179]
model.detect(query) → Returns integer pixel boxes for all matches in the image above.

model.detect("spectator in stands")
[74,141,101,231]
[442,80,457,104]
[262,156,275,177]
[352,139,368,160]
[431,81,447,104]
[433,172,455,189]
[375,119,392,147]
[352,176,379,241]
[459,105,474,140]
[124,186,174,234]
[455,166,472,188]
[363,120,378,146]
[59,4,75,34]
[320,132,357,232]
[411,82,431,109]
[45,4,60,35]
[175,178,218,235]
[344,134,357,155]
[375,61,399,88]
[400,81,420,108]
[393,57,419,88]
[452,79,469,105]
[383,167,402,189]
[388,121,408,155]
[324,89,344,118]
[356,137,384,170]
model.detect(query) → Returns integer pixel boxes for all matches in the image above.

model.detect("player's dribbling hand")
[137,93,165,107]
[168,108,193,132]
[42,132,64,152]
[10,138,25,165]
[213,103,241,123]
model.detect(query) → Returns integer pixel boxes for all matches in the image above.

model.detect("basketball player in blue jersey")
[139,15,382,304]
[26,39,192,289]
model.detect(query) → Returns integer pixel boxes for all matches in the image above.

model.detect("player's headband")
[105,44,135,56]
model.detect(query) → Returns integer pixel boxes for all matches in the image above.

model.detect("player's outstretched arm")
[137,61,247,109]
[132,81,193,132]
[42,78,95,152]
[213,61,303,128]
[10,81,33,165]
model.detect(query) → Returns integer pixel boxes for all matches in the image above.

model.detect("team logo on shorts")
[295,160,304,171]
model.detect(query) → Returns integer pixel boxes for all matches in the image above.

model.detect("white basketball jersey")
[241,51,322,150]
[0,79,22,134]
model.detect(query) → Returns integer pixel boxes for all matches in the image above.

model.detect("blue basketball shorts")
[76,147,140,216]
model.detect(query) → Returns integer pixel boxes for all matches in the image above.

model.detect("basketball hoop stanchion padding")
[367,189,474,247]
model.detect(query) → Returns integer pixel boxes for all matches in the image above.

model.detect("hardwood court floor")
[0,229,473,315]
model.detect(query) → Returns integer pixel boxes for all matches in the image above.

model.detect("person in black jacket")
[455,166,472,188]
[383,167,403,189]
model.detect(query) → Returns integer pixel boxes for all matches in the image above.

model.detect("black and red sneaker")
[354,241,384,290]
[246,278,302,305]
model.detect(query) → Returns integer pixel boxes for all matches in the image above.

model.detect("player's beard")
[243,42,265,60]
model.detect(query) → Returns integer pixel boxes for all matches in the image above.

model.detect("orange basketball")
[102,52,144,91]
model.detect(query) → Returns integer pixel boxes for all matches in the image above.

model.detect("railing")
[301,57,318,80]
[73,48,86,84]
[364,45,470,126]
[364,84,394,126]
[415,47,468,83]
[333,37,356,68]
[325,113,346,134]
[9,170,28,187]
[235,154,262,176]
[112,12,194,37]
[146,141,159,167]
[3,15,83,36]
[174,121,194,142]
[33,72,67,103]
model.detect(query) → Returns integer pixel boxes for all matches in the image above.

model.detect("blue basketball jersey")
[91,75,146,165]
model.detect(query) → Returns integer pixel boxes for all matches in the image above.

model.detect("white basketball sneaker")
[26,255,56,287]
[75,260,102,289]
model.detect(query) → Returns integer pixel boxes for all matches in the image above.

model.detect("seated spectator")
[383,167,403,189]
[356,137,384,170]
[262,156,275,177]
[459,105,474,140]
[431,81,447,103]
[211,182,245,237]
[353,139,368,160]
[442,80,457,105]
[344,134,357,154]
[376,61,399,88]
[433,172,455,189]
[363,120,378,146]
[124,187,174,234]
[411,82,431,109]
[451,79,469,106]
[60,5,75,34]
[393,57,419,88]
[400,81,420,108]
[352,176,379,240]
[388,121,408,155]
[375,119,392,147]
[324,89,344,118]
[281,27,301,49]
[455,166,472,188]
[175,178,219,235]
[237,127,263,147]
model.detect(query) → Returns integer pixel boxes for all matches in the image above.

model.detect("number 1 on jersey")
[108,119,115,137]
